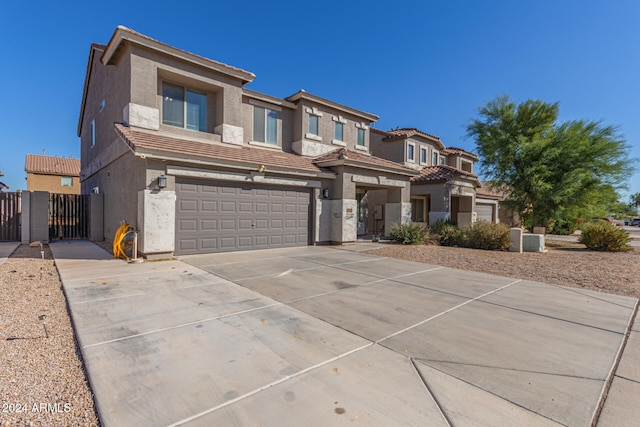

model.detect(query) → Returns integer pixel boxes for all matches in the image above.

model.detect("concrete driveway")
[0,241,19,266]
[51,242,637,426]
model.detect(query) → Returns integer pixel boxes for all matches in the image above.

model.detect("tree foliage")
[467,95,634,230]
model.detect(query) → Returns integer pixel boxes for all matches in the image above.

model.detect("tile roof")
[312,148,419,175]
[383,128,442,142]
[25,154,81,176]
[443,146,479,160]
[476,182,508,199]
[115,124,324,173]
[411,165,478,183]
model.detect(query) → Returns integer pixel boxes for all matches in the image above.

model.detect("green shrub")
[465,221,510,251]
[389,223,430,245]
[433,221,465,247]
[579,222,632,252]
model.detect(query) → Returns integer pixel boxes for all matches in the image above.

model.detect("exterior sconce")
[158,175,167,189]
[322,188,330,199]
[258,164,265,173]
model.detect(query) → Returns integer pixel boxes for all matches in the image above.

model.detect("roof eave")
[133,147,336,179]
[286,90,379,122]
[314,159,418,177]
[101,26,256,84]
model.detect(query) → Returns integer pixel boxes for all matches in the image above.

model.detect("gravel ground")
[367,240,640,300]
[0,245,99,427]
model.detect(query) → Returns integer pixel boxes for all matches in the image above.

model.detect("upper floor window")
[253,106,278,145]
[357,128,365,146]
[407,143,415,162]
[439,156,446,165]
[420,147,427,164]
[90,119,95,147]
[61,177,73,187]
[308,114,319,136]
[432,151,439,166]
[162,82,206,132]
[334,122,344,141]
[461,160,473,173]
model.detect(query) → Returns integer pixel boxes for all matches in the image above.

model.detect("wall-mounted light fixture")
[158,175,167,189]
[258,164,265,173]
[322,188,330,199]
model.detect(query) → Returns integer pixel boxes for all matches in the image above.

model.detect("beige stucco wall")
[26,173,81,194]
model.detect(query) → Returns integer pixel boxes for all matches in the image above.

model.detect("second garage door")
[476,203,495,222]
[175,179,311,255]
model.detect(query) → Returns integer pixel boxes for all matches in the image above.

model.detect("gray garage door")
[476,203,495,222]
[175,179,311,255]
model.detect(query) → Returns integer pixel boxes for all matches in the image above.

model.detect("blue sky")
[1,0,638,201]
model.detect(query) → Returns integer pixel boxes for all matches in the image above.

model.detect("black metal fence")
[49,194,89,240]
[0,192,21,241]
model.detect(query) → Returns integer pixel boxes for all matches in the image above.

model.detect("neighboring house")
[78,26,417,257]
[25,154,81,194]
[370,128,491,227]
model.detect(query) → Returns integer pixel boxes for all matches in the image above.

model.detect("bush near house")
[465,221,511,251]
[432,221,465,247]
[431,220,510,250]
[579,221,632,252]
[389,223,432,245]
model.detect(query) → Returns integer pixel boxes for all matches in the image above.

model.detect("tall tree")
[467,95,634,230]
[630,192,640,210]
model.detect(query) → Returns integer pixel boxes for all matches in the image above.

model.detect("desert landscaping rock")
[368,241,640,299]
[0,245,99,427]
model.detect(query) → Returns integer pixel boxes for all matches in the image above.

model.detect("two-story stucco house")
[25,154,81,194]
[369,128,498,227]
[78,26,418,257]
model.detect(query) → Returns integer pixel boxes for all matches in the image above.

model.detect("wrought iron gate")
[49,194,89,240]
[0,192,21,241]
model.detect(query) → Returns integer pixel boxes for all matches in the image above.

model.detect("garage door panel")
[202,201,218,212]
[175,180,310,255]
[476,203,494,222]
[178,219,197,232]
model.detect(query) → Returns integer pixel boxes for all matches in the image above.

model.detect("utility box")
[523,234,546,252]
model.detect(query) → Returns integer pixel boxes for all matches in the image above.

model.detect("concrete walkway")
[0,241,19,266]
[50,241,638,426]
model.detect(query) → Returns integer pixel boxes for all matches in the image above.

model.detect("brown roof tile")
[25,154,80,176]
[115,124,324,173]
[411,165,478,183]
[443,146,479,160]
[313,148,418,175]
[383,128,442,142]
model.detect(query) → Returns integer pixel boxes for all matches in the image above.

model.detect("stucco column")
[30,191,50,243]
[137,190,176,257]
[214,86,243,145]
[384,187,411,235]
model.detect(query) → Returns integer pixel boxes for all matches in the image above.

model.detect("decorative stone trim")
[332,115,347,124]
[331,139,346,146]
[304,106,323,117]
[305,133,322,142]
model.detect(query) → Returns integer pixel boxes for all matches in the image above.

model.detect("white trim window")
[432,150,439,166]
[253,106,278,145]
[61,177,73,187]
[420,147,427,165]
[162,82,206,132]
[407,142,415,162]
